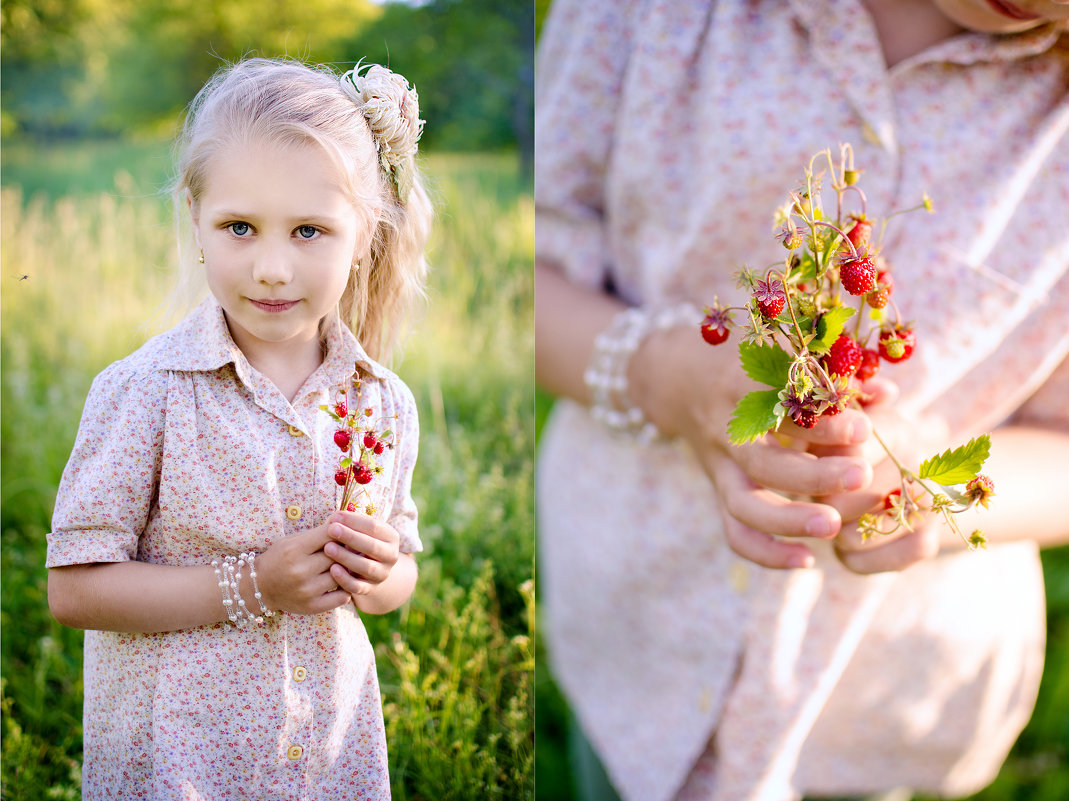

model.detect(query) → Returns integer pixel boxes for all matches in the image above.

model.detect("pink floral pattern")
[536,1,1068,800]
[48,297,421,800]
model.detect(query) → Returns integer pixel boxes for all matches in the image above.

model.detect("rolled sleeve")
[47,363,166,567]
[535,0,636,290]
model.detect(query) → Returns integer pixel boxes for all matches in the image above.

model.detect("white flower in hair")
[343,63,424,162]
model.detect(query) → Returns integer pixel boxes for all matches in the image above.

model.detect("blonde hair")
[171,57,432,362]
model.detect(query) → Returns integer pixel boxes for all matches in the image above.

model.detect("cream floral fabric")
[48,297,421,800]
[536,1,1068,799]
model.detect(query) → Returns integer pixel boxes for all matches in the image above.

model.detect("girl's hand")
[630,326,875,570]
[813,378,953,574]
[322,511,401,596]
[255,525,354,615]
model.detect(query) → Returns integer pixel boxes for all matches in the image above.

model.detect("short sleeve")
[47,362,166,567]
[535,0,637,289]
[385,378,421,554]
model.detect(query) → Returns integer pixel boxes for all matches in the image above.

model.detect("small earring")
[198,249,205,264]
[352,260,360,273]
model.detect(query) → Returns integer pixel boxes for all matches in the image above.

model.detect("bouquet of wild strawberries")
[320,367,393,515]
[701,145,993,548]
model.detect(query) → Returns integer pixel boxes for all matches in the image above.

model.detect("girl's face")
[191,139,368,363]
[933,0,1069,32]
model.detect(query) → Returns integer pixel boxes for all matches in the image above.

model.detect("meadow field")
[0,142,533,799]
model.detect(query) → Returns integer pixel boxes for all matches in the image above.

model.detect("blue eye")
[228,222,250,236]
[297,225,318,239]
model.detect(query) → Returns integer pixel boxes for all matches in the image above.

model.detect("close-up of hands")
[628,323,956,574]
[256,511,406,615]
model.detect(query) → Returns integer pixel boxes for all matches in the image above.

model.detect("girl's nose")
[252,244,293,285]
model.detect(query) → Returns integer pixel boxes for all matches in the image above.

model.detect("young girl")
[46,57,432,799]
[536,1,1069,800]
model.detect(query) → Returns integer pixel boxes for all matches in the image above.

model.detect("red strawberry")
[334,429,352,450]
[866,270,894,309]
[824,334,863,378]
[363,432,377,449]
[845,214,872,250]
[794,409,818,429]
[334,402,348,418]
[839,254,877,296]
[373,442,385,455]
[354,466,374,485]
[334,468,350,486]
[346,502,357,512]
[856,348,881,381]
[878,326,916,363]
[754,279,786,319]
[700,312,730,345]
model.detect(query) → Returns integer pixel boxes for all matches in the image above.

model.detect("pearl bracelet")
[212,552,273,627]
[584,303,700,444]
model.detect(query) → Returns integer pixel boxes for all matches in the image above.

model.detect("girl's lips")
[250,299,299,313]
[984,0,1043,20]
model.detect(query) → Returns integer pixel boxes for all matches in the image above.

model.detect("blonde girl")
[46,57,431,799]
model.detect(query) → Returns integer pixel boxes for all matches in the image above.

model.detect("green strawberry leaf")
[738,341,792,388]
[727,389,783,445]
[809,306,855,356]
[918,435,991,485]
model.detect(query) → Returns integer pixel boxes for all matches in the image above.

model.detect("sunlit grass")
[0,146,533,799]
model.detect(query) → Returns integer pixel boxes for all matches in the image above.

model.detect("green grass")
[0,140,533,799]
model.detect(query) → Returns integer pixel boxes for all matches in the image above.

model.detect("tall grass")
[0,147,533,799]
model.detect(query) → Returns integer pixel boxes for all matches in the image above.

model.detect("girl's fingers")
[330,562,376,595]
[779,408,873,448]
[324,542,391,583]
[720,511,816,570]
[735,438,872,496]
[835,526,940,574]
[326,521,398,566]
[711,454,842,542]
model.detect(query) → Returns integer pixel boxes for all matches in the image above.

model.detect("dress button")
[293,666,308,682]
[285,504,302,521]
[287,424,303,437]
[287,744,304,761]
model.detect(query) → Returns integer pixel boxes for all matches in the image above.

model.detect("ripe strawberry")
[839,254,877,296]
[794,409,818,429]
[845,214,872,250]
[334,429,352,450]
[373,442,385,455]
[355,466,374,485]
[334,402,348,418]
[363,432,377,449]
[334,468,350,486]
[856,348,881,381]
[878,325,916,363]
[700,312,730,345]
[754,279,786,319]
[866,270,894,309]
[824,334,863,378]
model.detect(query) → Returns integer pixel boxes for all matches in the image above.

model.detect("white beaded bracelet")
[242,551,274,624]
[585,303,699,444]
[213,552,273,627]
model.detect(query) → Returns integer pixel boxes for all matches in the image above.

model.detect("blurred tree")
[1,0,532,164]
[343,0,534,166]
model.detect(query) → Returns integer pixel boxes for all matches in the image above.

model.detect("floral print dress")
[536,1,1069,799]
[48,298,422,800]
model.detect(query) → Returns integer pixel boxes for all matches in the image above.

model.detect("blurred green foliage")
[0,0,533,162]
